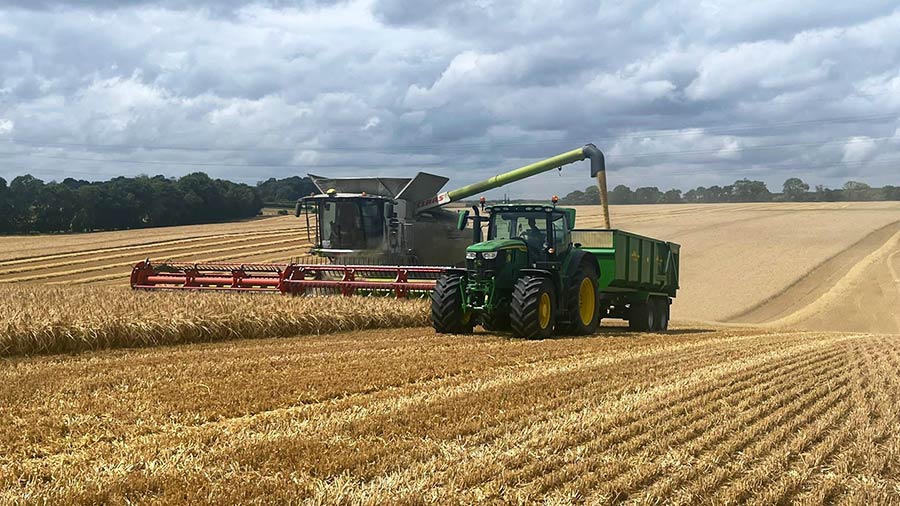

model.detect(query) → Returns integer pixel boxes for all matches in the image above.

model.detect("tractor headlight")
[482,251,498,260]
[466,251,477,260]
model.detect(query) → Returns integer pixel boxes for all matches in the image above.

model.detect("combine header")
[130,260,443,297]
[131,144,608,297]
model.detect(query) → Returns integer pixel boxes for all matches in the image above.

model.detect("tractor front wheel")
[510,276,556,339]
[431,275,474,334]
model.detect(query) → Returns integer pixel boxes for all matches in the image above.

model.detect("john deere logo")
[631,251,640,262]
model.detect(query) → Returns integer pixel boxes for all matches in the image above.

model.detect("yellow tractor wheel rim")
[579,278,595,326]
[539,292,551,329]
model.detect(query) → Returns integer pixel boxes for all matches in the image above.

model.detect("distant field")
[0,215,315,286]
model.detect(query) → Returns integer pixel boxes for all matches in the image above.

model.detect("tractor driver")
[522,217,546,256]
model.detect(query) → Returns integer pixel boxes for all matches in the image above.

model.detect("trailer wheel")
[510,276,556,339]
[431,275,474,334]
[628,300,655,332]
[656,298,670,331]
[561,261,600,335]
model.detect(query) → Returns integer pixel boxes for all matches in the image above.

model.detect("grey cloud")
[0,0,343,11]
[0,1,898,194]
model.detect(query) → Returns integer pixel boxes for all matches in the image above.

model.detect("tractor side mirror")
[457,210,470,230]
[294,202,302,218]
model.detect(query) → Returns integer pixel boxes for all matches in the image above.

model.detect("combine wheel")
[561,261,600,335]
[510,276,556,339]
[431,275,474,334]
[628,300,654,332]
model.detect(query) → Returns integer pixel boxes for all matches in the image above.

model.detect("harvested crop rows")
[2,326,898,504]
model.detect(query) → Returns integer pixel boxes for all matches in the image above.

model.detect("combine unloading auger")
[131,144,607,297]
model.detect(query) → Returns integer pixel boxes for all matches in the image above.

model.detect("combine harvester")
[131,144,610,296]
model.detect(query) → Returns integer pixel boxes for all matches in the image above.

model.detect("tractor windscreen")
[490,211,548,245]
[319,199,385,250]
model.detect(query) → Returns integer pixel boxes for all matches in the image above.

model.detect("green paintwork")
[467,239,528,253]
[578,230,679,297]
[446,148,586,202]
[563,208,577,230]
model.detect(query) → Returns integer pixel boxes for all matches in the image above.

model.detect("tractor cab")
[487,205,576,264]
[459,202,577,269]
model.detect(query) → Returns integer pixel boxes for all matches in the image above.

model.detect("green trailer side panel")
[575,229,679,297]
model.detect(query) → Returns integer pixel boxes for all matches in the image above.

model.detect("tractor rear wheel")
[510,276,556,339]
[560,261,600,335]
[431,275,474,334]
[628,300,655,332]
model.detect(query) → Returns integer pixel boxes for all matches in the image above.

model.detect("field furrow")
[532,340,852,503]
[0,237,312,283]
[614,345,851,503]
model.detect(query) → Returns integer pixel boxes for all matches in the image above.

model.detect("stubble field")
[2,202,900,504]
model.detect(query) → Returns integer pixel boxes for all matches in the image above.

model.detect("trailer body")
[570,228,679,322]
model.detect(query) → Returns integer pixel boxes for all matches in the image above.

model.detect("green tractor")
[431,201,680,338]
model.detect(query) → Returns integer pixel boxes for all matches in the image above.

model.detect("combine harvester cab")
[131,144,612,298]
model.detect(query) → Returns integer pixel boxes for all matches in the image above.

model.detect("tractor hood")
[467,239,528,253]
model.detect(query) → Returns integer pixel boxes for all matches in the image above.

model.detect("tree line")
[562,178,900,205]
[0,173,318,234]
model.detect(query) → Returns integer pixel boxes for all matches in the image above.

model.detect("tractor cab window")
[490,211,549,257]
[319,199,384,250]
[552,212,571,254]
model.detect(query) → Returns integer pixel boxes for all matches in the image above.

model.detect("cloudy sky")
[0,0,899,197]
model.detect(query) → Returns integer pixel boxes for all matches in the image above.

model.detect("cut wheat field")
[2,202,900,504]
[2,326,899,504]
